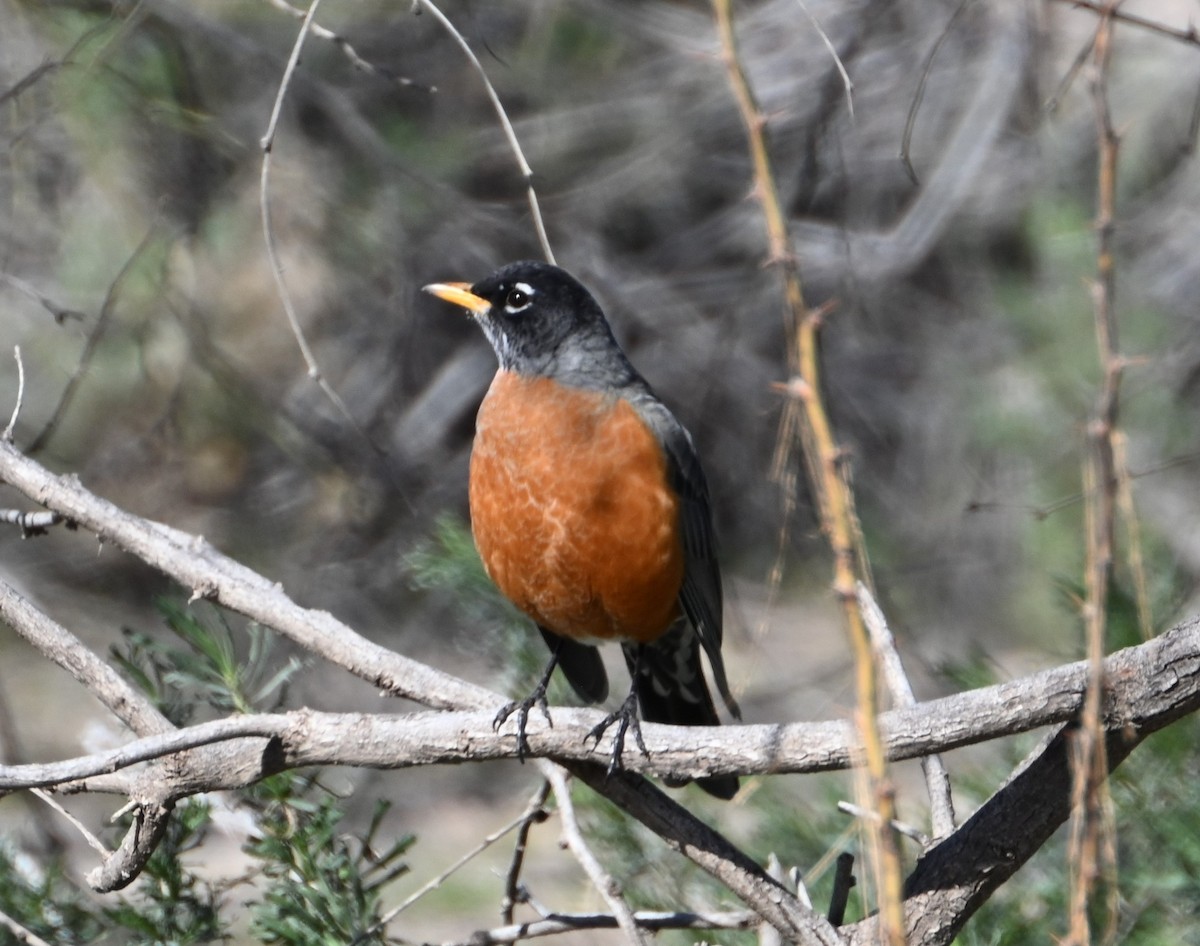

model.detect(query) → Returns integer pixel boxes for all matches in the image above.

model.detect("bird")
[423,261,740,799]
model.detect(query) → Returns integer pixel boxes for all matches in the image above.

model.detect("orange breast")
[469,371,684,644]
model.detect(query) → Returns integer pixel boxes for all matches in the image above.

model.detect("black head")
[424,261,637,388]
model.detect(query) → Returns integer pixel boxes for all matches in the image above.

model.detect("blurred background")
[2,0,1200,942]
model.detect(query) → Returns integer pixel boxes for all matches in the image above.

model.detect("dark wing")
[627,391,740,720]
[539,625,609,704]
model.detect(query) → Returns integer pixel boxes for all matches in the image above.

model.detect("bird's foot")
[494,683,553,763]
[585,689,647,778]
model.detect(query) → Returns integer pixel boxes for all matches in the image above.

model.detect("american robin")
[424,261,740,799]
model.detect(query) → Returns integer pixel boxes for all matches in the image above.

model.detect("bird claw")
[585,691,646,778]
[494,686,553,763]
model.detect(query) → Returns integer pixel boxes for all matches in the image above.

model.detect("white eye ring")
[504,282,535,314]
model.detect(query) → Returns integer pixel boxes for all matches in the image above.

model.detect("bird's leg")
[585,649,649,778]
[494,644,561,763]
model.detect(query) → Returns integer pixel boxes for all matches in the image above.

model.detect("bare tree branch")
[501,780,552,924]
[845,622,1200,946]
[0,907,54,946]
[414,0,556,264]
[543,765,648,946]
[0,271,87,325]
[259,0,379,447]
[0,578,172,738]
[262,0,434,90]
[858,583,955,840]
[1051,0,1200,47]
[24,224,162,455]
[5,438,1200,941]
[30,788,110,857]
[443,907,759,946]
[0,439,493,712]
[1,613,1196,797]
[3,346,24,443]
[372,779,550,934]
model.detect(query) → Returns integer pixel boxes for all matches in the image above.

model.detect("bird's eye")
[503,283,535,314]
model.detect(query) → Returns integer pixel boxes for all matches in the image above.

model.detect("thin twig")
[793,0,854,119]
[858,582,956,839]
[901,0,973,185]
[446,908,759,946]
[1045,31,1098,113]
[414,0,555,264]
[370,780,551,935]
[25,224,162,455]
[837,800,929,847]
[1067,4,1123,943]
[967,450,1200,520]
[710,4,902,941]
[259,0,377,448]
[1051,0,1200,47]
[0,908,54,946]
[1112,431,1152,638]
[262,0,435,91]
[0,273,87,325]
[3,347,24,443]
[30,788,110,857]
[543,765,648,946]
[501,780,552,924]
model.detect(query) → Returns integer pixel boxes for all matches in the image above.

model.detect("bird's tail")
[623,624,739,800]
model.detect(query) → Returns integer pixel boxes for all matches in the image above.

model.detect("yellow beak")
[422,282,492,315]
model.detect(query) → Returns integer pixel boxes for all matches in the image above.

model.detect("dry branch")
[1070,5,1124,942]
[858,583,955,840]
[3,617,1199,792]
[5,439,1200,943]
[24,225,161,455]
[543,765,648,946]
[711,1,900,937]
[444,907,758,946]
[1051,0,1200,47]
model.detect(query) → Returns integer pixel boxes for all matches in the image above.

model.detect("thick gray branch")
[0,579,171,738]
[1,613,1198,792]
[0,440,494,713]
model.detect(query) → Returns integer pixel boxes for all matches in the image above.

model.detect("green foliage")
[111,600,304,722]
[404,515,506,626]
[245,776,413,946]
[0,842,104,945]
[0,599,414,945]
